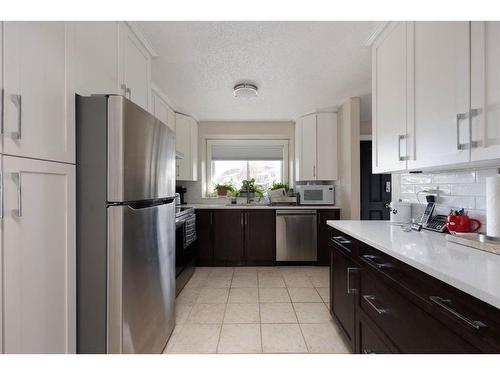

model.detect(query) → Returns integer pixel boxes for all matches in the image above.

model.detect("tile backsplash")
[393,167,500,226]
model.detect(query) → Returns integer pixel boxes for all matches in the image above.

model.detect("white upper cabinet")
[295,112,338,181]
[3,22,74,164]
[316,113,338,180]
[471,21,500,162]
[175,113,198,181]
[119,23,151,111]
[371,21,500,173]
[2,156,75,353]
[372,22,409,173]
[296,114,317,181]
[152,87,175,132]
[407,21,470,170]
[67,22,120,96]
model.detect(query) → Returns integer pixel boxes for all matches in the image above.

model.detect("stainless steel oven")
[175,206,197,295]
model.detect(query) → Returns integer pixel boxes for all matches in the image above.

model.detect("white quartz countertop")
[327,220,500,310]
[187,204,340,210]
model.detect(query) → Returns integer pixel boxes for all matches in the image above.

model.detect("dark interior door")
[360,141,391,220]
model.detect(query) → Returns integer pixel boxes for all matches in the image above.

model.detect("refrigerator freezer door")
[107,201,175,354]
[107,96,175,202]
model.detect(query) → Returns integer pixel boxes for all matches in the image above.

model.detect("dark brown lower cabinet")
[317,209,340,265]
[213,210,245,265]
[196,209,276,266]
[330,246,358,348]
[195,209,213,266]
[357,316,394,354]
[244,210,276,265]
[329,228,500,354]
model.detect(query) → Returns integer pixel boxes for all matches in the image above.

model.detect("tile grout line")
[285,277,310,354]
[215,268,233,353]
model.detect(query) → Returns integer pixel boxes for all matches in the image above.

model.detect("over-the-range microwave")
[295,185,335,205]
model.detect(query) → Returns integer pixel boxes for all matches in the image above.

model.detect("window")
[207,140,289,194]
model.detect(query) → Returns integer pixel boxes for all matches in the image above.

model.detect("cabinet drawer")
[330,228,359,257]
[359,244,500,352]
[359,270,479,353]
[358,317,394,354]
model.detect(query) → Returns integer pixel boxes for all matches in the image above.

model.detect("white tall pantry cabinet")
[1,21,76,353]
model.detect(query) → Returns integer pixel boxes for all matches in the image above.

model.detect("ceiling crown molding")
[363,22,389,47]
[126,21,159,57]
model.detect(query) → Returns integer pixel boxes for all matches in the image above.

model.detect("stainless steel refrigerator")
[76,95,176,354]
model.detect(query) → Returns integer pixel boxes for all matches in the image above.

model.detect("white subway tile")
[451,184,485,197]
[438,195,476,209]
[475,196,486,210]
[401,174,432,184]
[400,185,415,194]
[476,168,500,183]
[432,171,476,184]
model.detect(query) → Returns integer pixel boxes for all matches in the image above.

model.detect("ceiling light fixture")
[233,83,258,98]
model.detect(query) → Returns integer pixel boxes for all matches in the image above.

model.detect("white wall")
[337,97,361,219]
[179,120,295,203]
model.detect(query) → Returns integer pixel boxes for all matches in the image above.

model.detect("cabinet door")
[358,318,394,354]
[407,21,470,169]
[175,113,197,181]
[3,22,74,163]
[152,90,171,129]
[471,22,500,161]
[2,156,75,353]
[119,23,151,111]
[196,210,213,266]
[317,209,339,266]
[331,246,357,350]
[213,210,244,265]
[244,210,276,265]
[297,114,317,181]
[372,22,408,173]
[316,113,338,180]
[67,21,119,97]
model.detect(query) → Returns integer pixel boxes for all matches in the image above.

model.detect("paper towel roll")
[486,175,500,237]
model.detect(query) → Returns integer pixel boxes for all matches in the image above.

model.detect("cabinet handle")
[346,267,359,294]
[210,212,213,225]
[363,349,375,354]
[318,212,321,224]
[13,172,22,217]
[10,94,22,140]
[126,87,132,99]
[241,213,244,226]
[362,295,388,314]
[245,212,248,225]
[361,254,393,270]
[313,165,316,178]
[429,296,487,330]
[398,134,409,161]
[469,108,481,148]
[456,112,469,150]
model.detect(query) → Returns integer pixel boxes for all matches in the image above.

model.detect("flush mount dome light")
[233,83,258,98]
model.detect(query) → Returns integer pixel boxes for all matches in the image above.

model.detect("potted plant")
[213,181,236,197]
[239,178,264,200]
[269,181,290,193]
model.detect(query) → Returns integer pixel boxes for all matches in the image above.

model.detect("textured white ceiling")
[134,21,380,121]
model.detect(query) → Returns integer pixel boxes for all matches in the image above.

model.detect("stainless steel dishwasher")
[276,210,317,262]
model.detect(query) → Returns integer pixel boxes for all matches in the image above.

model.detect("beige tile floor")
[164,266,351,354]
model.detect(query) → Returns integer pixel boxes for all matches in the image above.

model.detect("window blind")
[211,143,285,161]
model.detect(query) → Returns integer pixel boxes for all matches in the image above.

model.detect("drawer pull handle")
[363,295,388,315]
[346,267,360,295]
[363,349,375,354]
[429,296,487,330]
[361,254,393,270]
[333,236,351,244]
